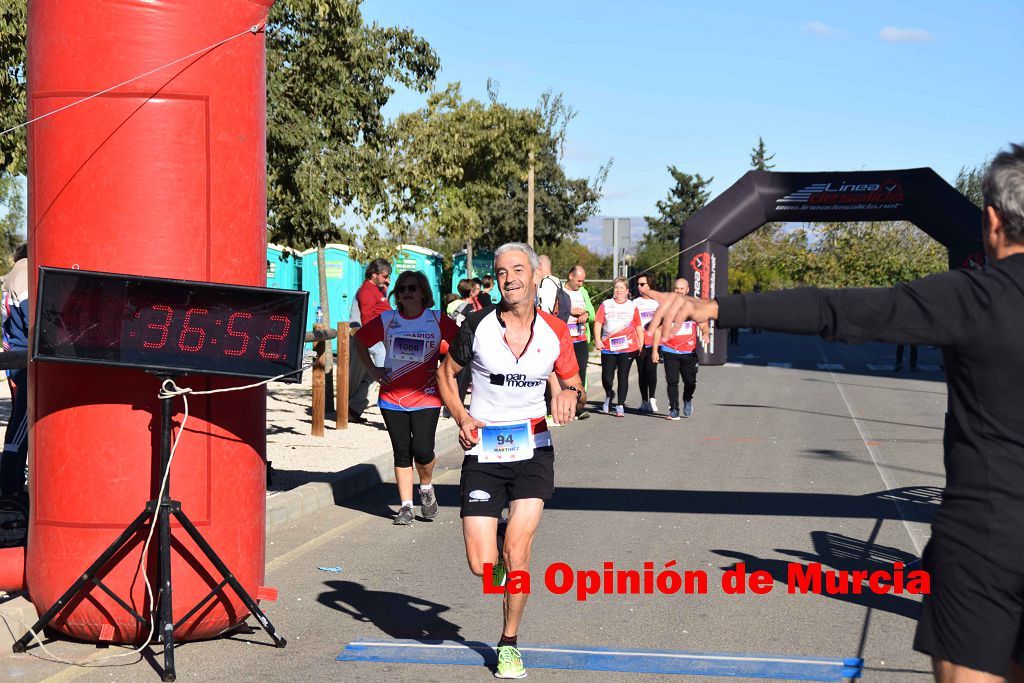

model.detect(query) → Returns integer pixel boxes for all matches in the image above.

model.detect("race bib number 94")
[478,421,533,463]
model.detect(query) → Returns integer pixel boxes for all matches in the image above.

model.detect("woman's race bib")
[568,321,582,337]
[389,335,428,363]
[608,334,629,352]
[640,309,655,325]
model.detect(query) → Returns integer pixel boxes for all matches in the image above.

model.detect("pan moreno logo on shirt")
[775,179,904,211]
[488,373,543,389]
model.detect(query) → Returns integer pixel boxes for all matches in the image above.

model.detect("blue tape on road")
[338,639,863,680]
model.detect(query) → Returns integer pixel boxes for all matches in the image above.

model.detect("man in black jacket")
[676,143,1024,683]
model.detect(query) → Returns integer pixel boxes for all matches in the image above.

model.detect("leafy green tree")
[0,0,26,176]
[642,166,713,244]
[806,221,946,288]
[955,160,986,209]
[266,0,438,324]
[389,83,608,255]
[0,175,25,269]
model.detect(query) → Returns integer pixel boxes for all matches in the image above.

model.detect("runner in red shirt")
[593,277,644,417]
[354,270,457,525]
[652,278,704,420]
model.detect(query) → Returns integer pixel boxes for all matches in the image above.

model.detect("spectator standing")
[1,243,29,496]
[348,259,392,420]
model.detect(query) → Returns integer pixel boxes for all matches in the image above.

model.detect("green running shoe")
[494,645,526,679]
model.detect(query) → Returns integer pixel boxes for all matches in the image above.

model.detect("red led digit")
[258,314,291,360]
[224,312,252,356]
[143,305,174,349]
[178,307,209,352]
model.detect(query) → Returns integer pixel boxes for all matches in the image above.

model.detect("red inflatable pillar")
[26,0,274,642]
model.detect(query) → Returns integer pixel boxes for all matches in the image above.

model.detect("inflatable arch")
[677,168,984,365]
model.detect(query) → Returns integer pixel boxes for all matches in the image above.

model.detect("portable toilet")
[300,244,362,351]
[266,243,301,290]
[393,245,443,310]
[451,248,495,292]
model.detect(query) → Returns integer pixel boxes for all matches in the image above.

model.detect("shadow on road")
[318,580,495,666]
[335,482,941,523]
[716,403,943,432]
[712,544,922,621]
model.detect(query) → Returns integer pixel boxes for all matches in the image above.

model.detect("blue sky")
[362,0,1022,229]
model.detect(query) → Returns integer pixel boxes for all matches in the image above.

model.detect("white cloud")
[879,26,934,43]
[801,21,837,37]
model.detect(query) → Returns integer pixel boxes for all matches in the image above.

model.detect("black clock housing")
[33,267,308,381]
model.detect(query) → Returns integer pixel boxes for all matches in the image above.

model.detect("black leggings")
[663,352,698,409]
[380,407,441,468]
[573,341,589,389]
[636,346,658,401]
[601,352,637,405]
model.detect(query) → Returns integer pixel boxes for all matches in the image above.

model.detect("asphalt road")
[4,332,946,682]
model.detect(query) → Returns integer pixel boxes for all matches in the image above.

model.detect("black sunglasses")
[395,284,419,293]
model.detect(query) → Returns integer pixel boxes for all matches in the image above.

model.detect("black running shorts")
[459,447,555,518]
[913,534,1024,677]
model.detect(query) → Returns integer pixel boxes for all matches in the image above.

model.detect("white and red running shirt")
[595,299,642,354]
[635,296,660,347]
[355,309,459,411]
[565,286,588,342]
[449,306,579,449]
[660,319,698,354]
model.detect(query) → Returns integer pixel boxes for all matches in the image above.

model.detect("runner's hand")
[651,349,660,364]
[679,296,719,324]
[457,414,486,450]
[551,389,577,426]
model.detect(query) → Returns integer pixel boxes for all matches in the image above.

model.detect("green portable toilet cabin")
[392,244,443,310]
[300,244,362,352]
[266,243,301,290]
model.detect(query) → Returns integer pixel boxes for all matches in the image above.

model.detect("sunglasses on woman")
[395,284,419,293]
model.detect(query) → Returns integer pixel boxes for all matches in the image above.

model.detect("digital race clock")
[33,268,308,381]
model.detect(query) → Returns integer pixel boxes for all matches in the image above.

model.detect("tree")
[0,0,26,176]
[730,137,791,289]
[750,136,775,172]
[642,166,712,245]
[388,83,608,255]
[807,221,946,288]
[0,175,25,269]
[955,160,986,209]
[265,0,438,325]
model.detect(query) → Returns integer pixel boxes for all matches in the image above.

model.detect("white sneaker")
[638,400,650,413]
[615,404,625,417]
[601,397,611,414]
[649,398,659,413]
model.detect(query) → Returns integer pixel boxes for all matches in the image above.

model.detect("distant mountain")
[575,216,649,255]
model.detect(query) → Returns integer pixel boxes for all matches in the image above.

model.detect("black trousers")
[896,344,918,369]
[663,352,698,409]
[380,407,441,468]
[636,346,658,401]
[601,352,637,405]
[1,369,27,495]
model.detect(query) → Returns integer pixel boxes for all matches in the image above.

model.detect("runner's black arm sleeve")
[715,268,977,348]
